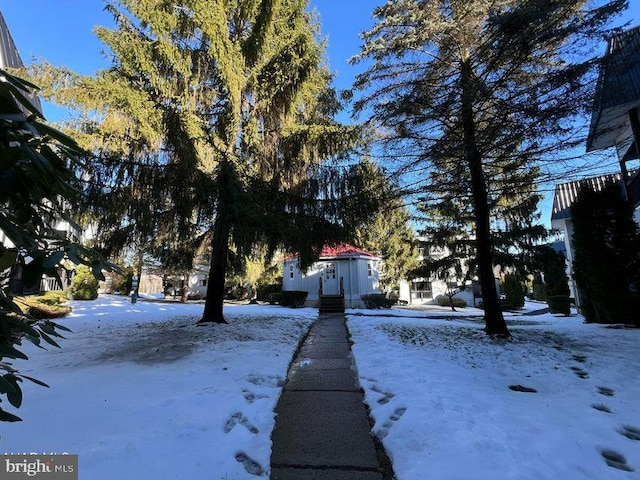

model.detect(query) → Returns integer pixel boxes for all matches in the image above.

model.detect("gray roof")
[0,10,43,115]
[551,172,625,221]
[587,25,640,154]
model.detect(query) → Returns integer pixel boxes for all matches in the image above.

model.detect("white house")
[398,238,477,307]
[283,244,381,309]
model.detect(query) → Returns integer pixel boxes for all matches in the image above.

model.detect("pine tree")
[352,161,419,290]
[27,0,372,323]
[352,0,626,335]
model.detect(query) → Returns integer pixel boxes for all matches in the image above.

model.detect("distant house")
[398,238,478,307]
[283,244,381,310]
[586,24,640,212]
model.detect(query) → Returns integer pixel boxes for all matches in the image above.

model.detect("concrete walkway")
[270,313,391,480]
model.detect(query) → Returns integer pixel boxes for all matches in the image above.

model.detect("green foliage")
[353,160,419,290]
[257,283,282,302]
[68,265,99,300]
[280,291,308,308]
[28,1,375,323]
[361,293,397,309]
[538,247,570,298]
[353,0,625,335]
[0,69,114,421]
[266,292,283,305]
[501,274,525,310]
[16,296,72,319]
[35,291,69,306]
[548,295,571,316]
[110,264,135,294]
[571,184,640,325]
[531,275,547,301]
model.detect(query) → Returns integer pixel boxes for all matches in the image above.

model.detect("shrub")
[361,293,397,309]
[266,292,283,305]
[37,291,69,305]
[531,274,546,301]
[571,184,640,325]
[501,274,525,310]
[16,296,72,319]
[230,285,249,300]
[280,290,308,307]
[257,283,282,301]
[68,265,99,300]
[435,295,466,308]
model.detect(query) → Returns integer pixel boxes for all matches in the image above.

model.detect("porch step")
[319,295,345,313]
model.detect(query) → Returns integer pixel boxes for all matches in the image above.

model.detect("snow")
[2,296,639,479]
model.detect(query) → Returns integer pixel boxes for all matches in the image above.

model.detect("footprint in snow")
[235,452,263,476]
[618,425,640,441]
[224,412,259,434]
[370,383,396,404]
[597,386,615,397]
[599,448,635,472]
[243,389,267,404]
[570,366,589,379]
[376,407,407,440]
[591,403,613,413]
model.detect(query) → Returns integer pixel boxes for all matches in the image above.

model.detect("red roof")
[284,243,378,261]
[319,244,377,258]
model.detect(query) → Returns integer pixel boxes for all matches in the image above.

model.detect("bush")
[16,296,72,319]
[435,295,466,308]
[257,283,282,302]
[548,295,571,316]
[36,290,69,305]
[266,292,283,305]
[531,275,546,301]
[361,293,397,309]
[571,184,640,325]
[501,274,525,310]
[68,265,99,300]
[280,290,308,308]
[230,285,249,300]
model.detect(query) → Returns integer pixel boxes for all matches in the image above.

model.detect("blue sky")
[2,0,639,226]
[1,0,386,109]
[2,0,637,117]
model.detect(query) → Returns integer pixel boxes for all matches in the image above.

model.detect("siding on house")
[283,244,381,308]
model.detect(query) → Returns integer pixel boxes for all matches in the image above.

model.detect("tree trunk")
[460,59,510,337]
[200,161,233,324]
[181,270,189,303]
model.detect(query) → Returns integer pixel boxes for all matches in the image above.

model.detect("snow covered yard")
[348,308,640,480]
[0,296,315,479]
[2,296,639,480]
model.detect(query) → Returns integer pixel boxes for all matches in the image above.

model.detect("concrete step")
[319,295,345,313]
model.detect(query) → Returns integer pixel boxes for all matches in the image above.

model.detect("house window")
[367,262,373,277]
[200,279,207,287]
[411,281,433,301]
[289,265,294,279]
[325,263,336,279]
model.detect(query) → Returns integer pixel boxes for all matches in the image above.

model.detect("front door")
[322,263,339,295]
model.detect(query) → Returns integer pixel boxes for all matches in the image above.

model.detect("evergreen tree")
[352,0,626,335]
[352,161,419,290]
[571,184,640,325]
[28,1,373,322]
